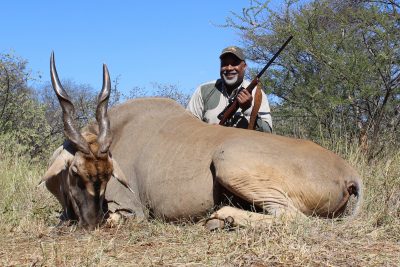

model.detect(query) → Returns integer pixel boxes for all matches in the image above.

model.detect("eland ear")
[111,159,135,194]
[39,146,73,186]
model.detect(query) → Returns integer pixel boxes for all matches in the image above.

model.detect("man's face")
[220,54,247,89]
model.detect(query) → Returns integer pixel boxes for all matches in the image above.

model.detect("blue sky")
[1,1,287,95]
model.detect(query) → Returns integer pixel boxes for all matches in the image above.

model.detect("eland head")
[41,53,130,229]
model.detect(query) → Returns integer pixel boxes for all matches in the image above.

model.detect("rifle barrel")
[257,35,293,78]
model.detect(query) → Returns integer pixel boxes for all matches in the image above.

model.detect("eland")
[43,54,362,230]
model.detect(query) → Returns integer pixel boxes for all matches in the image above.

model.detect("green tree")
[226,0,399,159]
[39,79,98,139]
[151,82,190,107]
[125,83,190,107]
[0,53,56,159]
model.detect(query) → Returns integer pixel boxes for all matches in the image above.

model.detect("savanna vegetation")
[0,0,399,266]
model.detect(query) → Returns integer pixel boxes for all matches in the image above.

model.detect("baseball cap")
[219,46,245,61]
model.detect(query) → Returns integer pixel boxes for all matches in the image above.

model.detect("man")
[186,46,272,132]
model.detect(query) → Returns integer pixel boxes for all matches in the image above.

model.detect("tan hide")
[102,98,362,225]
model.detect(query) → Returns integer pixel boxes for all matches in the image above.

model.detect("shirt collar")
[221,80,245,98]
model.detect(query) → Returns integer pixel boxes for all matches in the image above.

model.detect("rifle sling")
[248,84,262,130]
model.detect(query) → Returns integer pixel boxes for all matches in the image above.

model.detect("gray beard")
[222,74,238,87]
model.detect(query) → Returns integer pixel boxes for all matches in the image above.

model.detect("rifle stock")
[217,36,293,126]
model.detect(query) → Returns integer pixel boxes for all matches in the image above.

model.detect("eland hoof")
[205,218,225,231]
[204,216,235,231]
[106,212,124,228]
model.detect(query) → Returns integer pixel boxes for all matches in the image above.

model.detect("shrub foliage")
[225,0,399,160]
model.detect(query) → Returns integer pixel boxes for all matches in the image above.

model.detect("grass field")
[1,146,399,266]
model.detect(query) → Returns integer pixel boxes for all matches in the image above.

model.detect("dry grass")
[1,147,399,266]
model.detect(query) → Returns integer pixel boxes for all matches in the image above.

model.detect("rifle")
[218,35,293,126]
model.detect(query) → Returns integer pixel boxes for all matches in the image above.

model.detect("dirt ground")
[1,216,399,267]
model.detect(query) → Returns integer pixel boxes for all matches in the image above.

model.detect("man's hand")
[237,89,252,111]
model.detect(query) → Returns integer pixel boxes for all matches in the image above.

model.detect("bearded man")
[187,46,272,132]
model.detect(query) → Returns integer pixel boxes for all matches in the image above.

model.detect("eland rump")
[43,55,362,230]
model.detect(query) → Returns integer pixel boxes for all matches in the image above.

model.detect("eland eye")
[77,176,86,190]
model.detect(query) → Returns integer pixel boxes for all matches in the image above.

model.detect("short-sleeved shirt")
[186,79,272,132]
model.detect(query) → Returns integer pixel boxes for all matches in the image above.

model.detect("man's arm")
[186,86,204,120]
[236,89,253,111]
[256,90,273,132]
